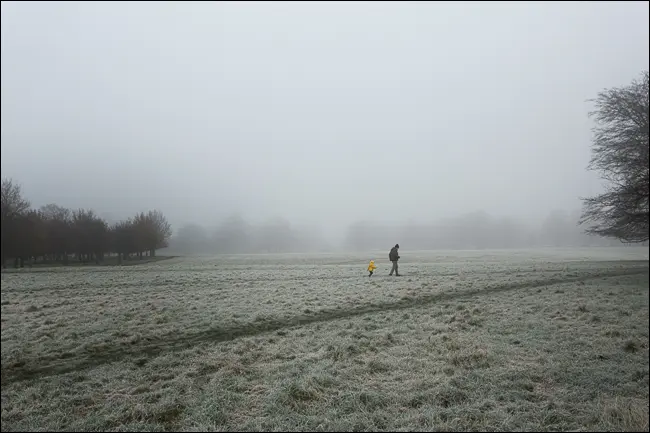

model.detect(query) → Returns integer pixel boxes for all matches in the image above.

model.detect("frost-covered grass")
[1,248,648,432]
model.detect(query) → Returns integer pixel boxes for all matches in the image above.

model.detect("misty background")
[2,1,649,252]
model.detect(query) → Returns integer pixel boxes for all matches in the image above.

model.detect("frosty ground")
[1,248,648,432]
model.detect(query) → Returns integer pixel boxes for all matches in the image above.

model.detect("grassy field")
[1,248,648,432]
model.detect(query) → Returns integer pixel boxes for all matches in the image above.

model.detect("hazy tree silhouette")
[581,71,649,243]
[0,178,173,268]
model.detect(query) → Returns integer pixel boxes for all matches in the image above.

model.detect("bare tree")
[40,204,72,263]
[130,210,172,258]
[1,178,30,219]
[1,178,31,267]
[71,209,109,264]
[145,210,172,256]
[110,219,136,263]
[580,71,649,243]
[132,212,149,259]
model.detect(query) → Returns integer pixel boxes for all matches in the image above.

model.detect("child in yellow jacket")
[367,260,377,277]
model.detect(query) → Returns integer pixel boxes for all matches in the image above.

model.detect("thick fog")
[2,2,649,249]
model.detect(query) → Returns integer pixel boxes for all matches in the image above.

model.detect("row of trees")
[343,210,622,252]
[165,208,631,256]
[1,178,172,268]
[167,215,330,255]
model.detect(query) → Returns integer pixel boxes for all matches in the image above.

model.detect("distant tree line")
[166,209,633,256]
[167,215,330,255]
[343,210,623,252]
[1,178,172,268]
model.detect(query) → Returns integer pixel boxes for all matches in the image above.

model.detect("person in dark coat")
[389,244,400,276]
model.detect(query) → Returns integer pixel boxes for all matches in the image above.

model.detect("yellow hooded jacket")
[367,260,377,272]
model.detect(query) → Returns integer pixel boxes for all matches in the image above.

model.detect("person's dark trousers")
[389,261,399,276]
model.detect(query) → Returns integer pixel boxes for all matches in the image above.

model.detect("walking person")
[389,244,400,276]
[367,260,377,277]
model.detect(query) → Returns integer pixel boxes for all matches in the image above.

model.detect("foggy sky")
[2,1,649,235]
